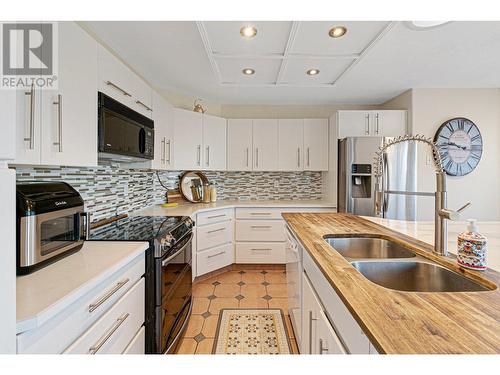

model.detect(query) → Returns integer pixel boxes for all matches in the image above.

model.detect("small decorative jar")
[209,182,217,203]
[457,219,487,271]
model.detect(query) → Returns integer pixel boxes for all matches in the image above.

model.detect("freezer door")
[383,140,417,220]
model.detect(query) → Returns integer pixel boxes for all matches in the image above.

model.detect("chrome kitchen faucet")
[373,135,471,256]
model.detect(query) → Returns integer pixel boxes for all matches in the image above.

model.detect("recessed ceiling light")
[242,68,255,75]
[240,26,257,38]
[306,69,320,76]
[406,21,450,30]
[329,26,347,38]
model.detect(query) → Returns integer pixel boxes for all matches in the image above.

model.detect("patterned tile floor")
[176,266,299,354]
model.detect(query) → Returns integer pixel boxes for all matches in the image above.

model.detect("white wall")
[383,88,500,221]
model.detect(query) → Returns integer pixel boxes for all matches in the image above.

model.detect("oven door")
[19,206,87,269]
[155,233,193,353]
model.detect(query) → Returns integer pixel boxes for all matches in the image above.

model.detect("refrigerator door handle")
[382,152,389,216]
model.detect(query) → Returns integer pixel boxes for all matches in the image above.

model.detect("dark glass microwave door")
[160,252,192,352]
[40,214,80,256]
[102,109,145,157]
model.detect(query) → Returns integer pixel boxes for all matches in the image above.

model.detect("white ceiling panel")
[203,21,293,55]
[291,21,390,56]
[216,58,282,84]
[280,58,353,84]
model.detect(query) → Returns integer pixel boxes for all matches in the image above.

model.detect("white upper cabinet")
[373,110,407,137]
[337,110,407,138]
[172,108,203,170]
[41,22,98,167]
[150,91,174,170]
[97,45,152,118]
[278,119,304,171]
[304,119,328,171]
[227,119,253,171]
[202,114,227,170]
[253,119,279,171]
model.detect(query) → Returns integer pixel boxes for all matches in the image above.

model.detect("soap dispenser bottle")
[457,219,487,270]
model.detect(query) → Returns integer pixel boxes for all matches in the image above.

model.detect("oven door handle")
[81,212,90,240]
[161,233,193,266]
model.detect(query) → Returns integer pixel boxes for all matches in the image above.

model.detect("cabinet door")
[227,119,252,171]
[373,110,407,137]
[301,272,322,354]
[41,22,98,167]
[304,119,328,171]
[337,111,371,138]
[316,310,347,354]
[278,119,303,171]
[202,114,226,170]
[130,78,152,118]
[173,108,202,170]
[150,91,174,170]
[253,119,278,171]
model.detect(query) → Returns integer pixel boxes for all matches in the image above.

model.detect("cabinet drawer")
[64,278,145,354]
[197,220,233,252]
[235,220,285,242]
[197,208,234,226]
[235,242,286,264]
[303,248,370,354]
[196,243,234,276]
[235,208,283,220]
[123,326,145,354]
[17,253,145,354]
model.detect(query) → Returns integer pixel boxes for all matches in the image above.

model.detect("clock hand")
[439,142,467,150]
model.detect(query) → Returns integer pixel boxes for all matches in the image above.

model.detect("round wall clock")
[433,117,483,176]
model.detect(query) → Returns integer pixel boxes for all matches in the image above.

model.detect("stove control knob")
[185,218,194,228]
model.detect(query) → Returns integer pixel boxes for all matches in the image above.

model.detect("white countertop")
[16,241,148,334]
[365,217,500,272]
[133,199,336,217]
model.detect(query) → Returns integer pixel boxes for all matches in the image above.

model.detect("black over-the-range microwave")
[98,92,154,162]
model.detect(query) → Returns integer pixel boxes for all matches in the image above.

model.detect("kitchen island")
[283,212,500,354]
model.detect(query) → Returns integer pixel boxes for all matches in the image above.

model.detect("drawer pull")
[88,278,130,313]
[105,80,131,97]
[251,248,272,251]
[207,214,226,219]
[207,227,226,234]
[207,251,226,259]
[88,313,130,354]
[249,212,272,216]
[250,225,272,229]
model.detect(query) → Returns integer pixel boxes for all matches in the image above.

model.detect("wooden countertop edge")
[282,212,500,354]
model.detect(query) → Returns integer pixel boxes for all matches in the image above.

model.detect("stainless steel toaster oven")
[16,181,89,275]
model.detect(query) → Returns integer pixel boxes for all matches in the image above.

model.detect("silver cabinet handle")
[246,147,249,167]
[161,138,166,163]
[375,113,380,134]
[319,338,328,354]
[207,227,226,234]
[297,148,301,167]
[309,310,317,354]
[88,278,130,313]
[307,147,310,167]
[88,313,130,354]
[206,145,210,167]
[207,251,225,259]
[196,145,201,165]
[105,80,131,97]
[135,100,152,112]
[251,248,272,251]
[166,140,171,164]
[53,94,63,152]
[207,214,226,219]
[365,113,370,135]
[24,83,35,149]
[250,225,272,229]
[250,212,271,216]
[255,148,259,168]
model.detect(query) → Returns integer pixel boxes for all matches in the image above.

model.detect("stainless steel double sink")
[324,236,490,292]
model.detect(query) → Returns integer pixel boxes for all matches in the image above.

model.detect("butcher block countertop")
[282,212,500,354]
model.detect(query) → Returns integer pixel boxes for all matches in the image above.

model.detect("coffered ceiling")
[83,21,500,104]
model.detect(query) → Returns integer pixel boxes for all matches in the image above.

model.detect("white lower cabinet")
[64,278,145,354]
[197,220,234,252]
[235,242,285,264]
[235,220,285,242]
[123,326,145,354]
[316,309,347,354]
[196,243,234,276]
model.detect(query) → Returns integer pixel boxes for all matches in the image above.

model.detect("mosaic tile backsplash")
[15,165,323,223]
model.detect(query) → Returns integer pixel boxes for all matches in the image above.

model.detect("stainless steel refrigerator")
[338,137,417,220]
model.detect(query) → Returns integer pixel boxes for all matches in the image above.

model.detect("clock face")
[434,118,483,176]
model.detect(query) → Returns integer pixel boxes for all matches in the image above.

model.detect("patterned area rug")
[213,309,291,354]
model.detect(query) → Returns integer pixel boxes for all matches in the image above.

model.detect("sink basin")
[351,261,489,292]
[324,237,416,259]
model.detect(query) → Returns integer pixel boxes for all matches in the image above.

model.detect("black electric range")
[88,215,195,354]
